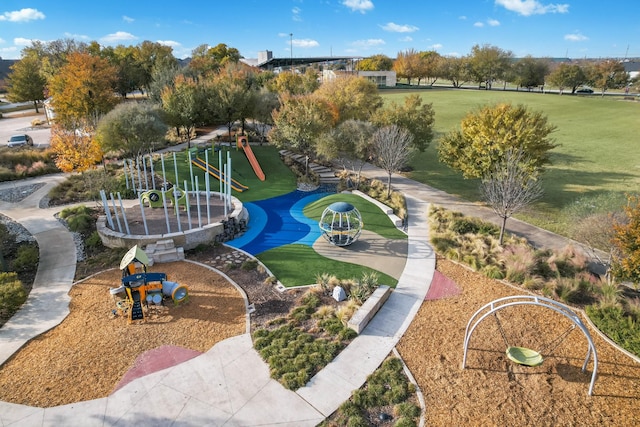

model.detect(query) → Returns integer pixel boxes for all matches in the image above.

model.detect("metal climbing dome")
[319,201,363,246]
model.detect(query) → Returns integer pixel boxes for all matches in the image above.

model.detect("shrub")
[586,305,640,356]
[241,260,258,271]
[451,218,479,235]
[0,272,27,317]
[394,402,421,418]
[11,244,39,272]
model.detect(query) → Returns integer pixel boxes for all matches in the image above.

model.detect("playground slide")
[239,140,266,181]
[191,158,249,192]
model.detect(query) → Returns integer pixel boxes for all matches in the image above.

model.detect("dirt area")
[1,245,639,425]
[397,258,640,426]
[0,261,248,407]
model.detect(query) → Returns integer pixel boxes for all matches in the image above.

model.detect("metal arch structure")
[462,295,598,396]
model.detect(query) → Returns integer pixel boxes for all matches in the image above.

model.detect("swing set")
[462,295,598,395]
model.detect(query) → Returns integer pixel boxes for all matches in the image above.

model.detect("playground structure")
[97,148,248,250]
[319,201,363,246]
[110,245,189,322]
[237,134,265,181]
[462,295,598,395]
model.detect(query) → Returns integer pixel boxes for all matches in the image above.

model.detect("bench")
[347,285,392,333]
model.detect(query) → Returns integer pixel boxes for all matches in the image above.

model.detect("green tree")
[612,194,640,286]
[6,54,47,113]
[372,125,414,197]
[357,54,394,71]
[512,56,549,90]
[252,88,280,143]
[268,94,336,167]
[588,60,628,96]
[267,68,319,95]
[418,51,443,86]
[134,41,178,94]
[96,102,168,157]
[314,75,382,122]
[48,51,118,131]
[148,63,183,103]
[211,63,260,136]
[468,44,513,89]
[160,74,207,148]
[546,62,586,94]
[373,94,435,152]
[189,43,242,77]
[21,38,88,81]
[439,55,471,88]
[108,45,146,97]
[438,103,557,179]
[315,119,375,188]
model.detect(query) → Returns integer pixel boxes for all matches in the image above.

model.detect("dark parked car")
[7,134,33,148]
[575,87,594,94]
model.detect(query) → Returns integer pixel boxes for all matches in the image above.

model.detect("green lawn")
[160,145,297,202]
[382,88,640,234]
[257,244,398,288]
[304,193,407,240]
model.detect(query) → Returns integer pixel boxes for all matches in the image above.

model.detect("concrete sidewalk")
[0,164,436,425]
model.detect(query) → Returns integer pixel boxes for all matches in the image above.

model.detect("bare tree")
[480,148,543,245]
[372,125,414,197]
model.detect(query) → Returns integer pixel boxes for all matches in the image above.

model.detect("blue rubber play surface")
[227,188,332,255]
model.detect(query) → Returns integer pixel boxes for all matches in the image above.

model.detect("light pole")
[289,33,293,73]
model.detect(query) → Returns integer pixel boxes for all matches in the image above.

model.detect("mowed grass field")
[381,88,640,233]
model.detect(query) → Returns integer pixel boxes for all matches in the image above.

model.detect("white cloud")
[399,36,413,42]
[64,32,90,40]
[292,7,302,22]
[0,38,4,44]
[564,32,588,42]
[459,16,467,20]
[431,43,443,50]
[100,31,138,43]
[380,22,419,33]
[123,15,134,23]
[157,40,181,48]
[292,38,319,48]
[474,22,484,27]
[342,0,374,14]
[0,8,45,22]
[351,39,385,49]
[14,37,35,46]
[495,0,569,16]
[0,46,18,58]
[488,19,500,26]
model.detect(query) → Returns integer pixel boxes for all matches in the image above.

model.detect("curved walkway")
[0,148,597,425]
[0,167,435,426]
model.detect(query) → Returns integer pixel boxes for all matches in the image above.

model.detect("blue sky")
[1,0,639,61]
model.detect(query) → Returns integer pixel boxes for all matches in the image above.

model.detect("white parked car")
[7,134,34,148]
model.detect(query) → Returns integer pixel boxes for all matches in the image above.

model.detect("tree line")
[358,44,634,95]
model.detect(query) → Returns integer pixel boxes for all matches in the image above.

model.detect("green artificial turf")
[159,145,297,202]
[257,244,398,288]
[304,193,407,240]
[381,88,640,234]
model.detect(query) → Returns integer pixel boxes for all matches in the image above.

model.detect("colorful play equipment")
[319,201,363,246]
[237,134,265,181]
[110,245,189,322]
[140,187,188,209]
[462,295,598,395]
[190,156,249,192]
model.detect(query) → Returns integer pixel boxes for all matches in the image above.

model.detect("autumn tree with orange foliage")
[612,194,640,286]
[49,125,103,173]
[48,51,118,131]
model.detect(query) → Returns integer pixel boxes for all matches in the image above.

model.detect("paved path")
[0,147,435,425]
[0,136,595,426]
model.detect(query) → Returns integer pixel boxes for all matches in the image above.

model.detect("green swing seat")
[506,346,544,367]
